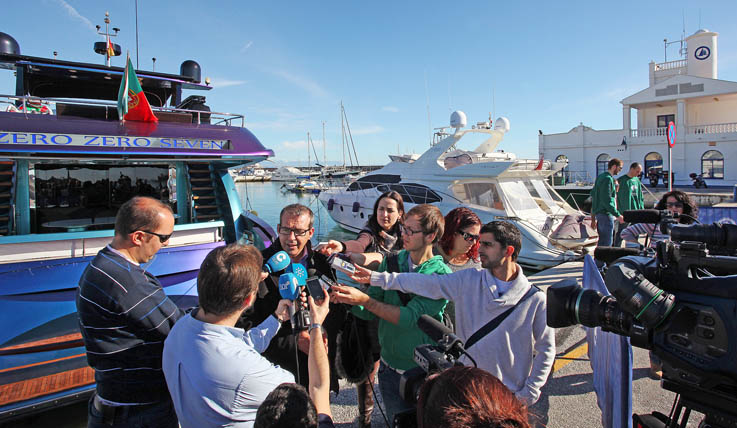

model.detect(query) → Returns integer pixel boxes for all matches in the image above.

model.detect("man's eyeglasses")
[666,202,684,209]
[457,231,480,242]
[278,226,311,237]
[400,224,424,236]
[137,230,172,243]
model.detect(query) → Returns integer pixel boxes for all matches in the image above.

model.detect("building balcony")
[630,122,737,140]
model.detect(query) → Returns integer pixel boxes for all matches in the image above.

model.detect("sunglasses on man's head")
[457,231,479,242]
[137,230,172,243]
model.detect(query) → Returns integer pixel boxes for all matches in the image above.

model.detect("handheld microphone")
[278,272,310,331]
[417,314,465,358]
[287,263,308,286]
[622,209,678,224]
[264,251,290,274]
[593,247,641,264]
[278,273,300,326]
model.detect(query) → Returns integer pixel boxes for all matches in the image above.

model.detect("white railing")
[0,94,245,127]
[654,59,687,71]
[687,122,737,135]
[630,127,667,138]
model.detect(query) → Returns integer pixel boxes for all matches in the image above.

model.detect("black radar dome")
[180,60,201,83]
[0,32,21,55]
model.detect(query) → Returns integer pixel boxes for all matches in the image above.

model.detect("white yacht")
[319,111,593,271]
[271,166,311,182]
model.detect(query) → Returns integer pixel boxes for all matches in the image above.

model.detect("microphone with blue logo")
[264,251,291,275]
[278,269,310,331]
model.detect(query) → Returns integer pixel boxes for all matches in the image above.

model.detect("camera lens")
[605,260,675,329]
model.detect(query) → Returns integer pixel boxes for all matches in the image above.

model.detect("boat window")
[527,179,568,215]
[451,183,505,211]
[497,181,540,214]
[390,183,442,204]
[30,163,176,234]
[347,174,401,191]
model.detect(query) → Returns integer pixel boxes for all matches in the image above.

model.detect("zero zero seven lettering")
[0,132,228,150]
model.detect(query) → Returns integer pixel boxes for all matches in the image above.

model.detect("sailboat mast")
[341,102,346,168]
[307,132,311,172]
[322,121,326,168]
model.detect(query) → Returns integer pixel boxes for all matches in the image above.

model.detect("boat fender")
[352,201,360,213]
[327,198,335,211]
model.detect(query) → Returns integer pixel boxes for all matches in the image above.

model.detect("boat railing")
[686,122,737,135]
[0,94,245,127]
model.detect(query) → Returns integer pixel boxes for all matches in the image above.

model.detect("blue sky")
[3,1,737,166]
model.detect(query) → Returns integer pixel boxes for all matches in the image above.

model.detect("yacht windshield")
[451,182,506,212]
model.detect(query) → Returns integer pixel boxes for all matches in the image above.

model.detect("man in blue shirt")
[162,244,296,428]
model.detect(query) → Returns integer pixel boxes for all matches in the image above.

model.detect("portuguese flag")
[117,55,158,122]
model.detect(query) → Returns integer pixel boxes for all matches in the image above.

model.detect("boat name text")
[0,132,229,150]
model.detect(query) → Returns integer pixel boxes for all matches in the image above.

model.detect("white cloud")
[240,41,253,53]
[212,78,247,88]
[53,0,96,32]
[270,69,329,98]
[350,125,384,136]
[382,106,399,113]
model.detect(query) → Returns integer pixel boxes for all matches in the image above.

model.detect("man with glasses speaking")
[348,220,555,406]
[77,196,182,427]
[240,204,346,393]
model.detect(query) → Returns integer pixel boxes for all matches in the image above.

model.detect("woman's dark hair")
[655,190,698,224]
[417,366,530,428]
[439,207,481,261]
[366,191,405,236]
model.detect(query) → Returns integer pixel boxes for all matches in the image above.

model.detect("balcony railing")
[630,128,667,138]
[687,122,737,135]
[654,59,687,71]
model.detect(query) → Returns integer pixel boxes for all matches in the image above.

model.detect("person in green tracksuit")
[591,158,624,248]
[331,204,451,424]
[614,162,644,246]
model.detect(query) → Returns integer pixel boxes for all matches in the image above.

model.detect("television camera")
[548,210,737,427]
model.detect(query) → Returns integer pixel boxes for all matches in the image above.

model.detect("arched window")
[702,150,724,179]
[554,155,569,180]
[644,152,663,178]
[596,154,610,177]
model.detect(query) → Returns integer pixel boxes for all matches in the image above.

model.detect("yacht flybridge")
[319,111,595,271]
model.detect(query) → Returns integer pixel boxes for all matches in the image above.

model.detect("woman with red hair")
[417,366,530,428]
[435,207,481,272]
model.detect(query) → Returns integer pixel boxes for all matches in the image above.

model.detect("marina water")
[236,181,355,244]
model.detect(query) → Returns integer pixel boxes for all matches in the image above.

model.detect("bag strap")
[465,285,540,350]
[385,253,414,306]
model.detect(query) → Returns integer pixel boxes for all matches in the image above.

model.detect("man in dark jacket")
[240,204,345,392]
[77,196,182,428]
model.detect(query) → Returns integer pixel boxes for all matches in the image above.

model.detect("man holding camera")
[350,220,555,405]
[239,204,345,392]
[162,244,296,427]
[331,204,451,422]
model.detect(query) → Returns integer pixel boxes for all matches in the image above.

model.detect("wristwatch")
[308,323,322,333]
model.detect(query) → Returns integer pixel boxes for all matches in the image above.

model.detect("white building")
[540,29,737,187]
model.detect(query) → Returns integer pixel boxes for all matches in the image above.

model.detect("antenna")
[95,12,120,67]
[447,74,451,113]
[135,0,140,68]
[152,57,156,71]
[424,70,431,146]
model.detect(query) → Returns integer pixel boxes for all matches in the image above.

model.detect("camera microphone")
[278,273,300,326]
[594,246,641,264]
[417,315,465,358]
[622,209,677,224]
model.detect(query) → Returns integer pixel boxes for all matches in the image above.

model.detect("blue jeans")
[595,213,615,247]
[87,395,178,428]
[378,361,414,425]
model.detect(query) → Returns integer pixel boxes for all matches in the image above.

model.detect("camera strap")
[465,285,540,350]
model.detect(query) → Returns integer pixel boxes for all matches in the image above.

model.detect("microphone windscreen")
[278,273,300,300]
[593,247,640,264]
[622,209,662,224]
[417,314,452,343]
[287,263,308,285]
[264,251,290,273]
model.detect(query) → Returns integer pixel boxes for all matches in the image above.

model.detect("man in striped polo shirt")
[77,196,182,428]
